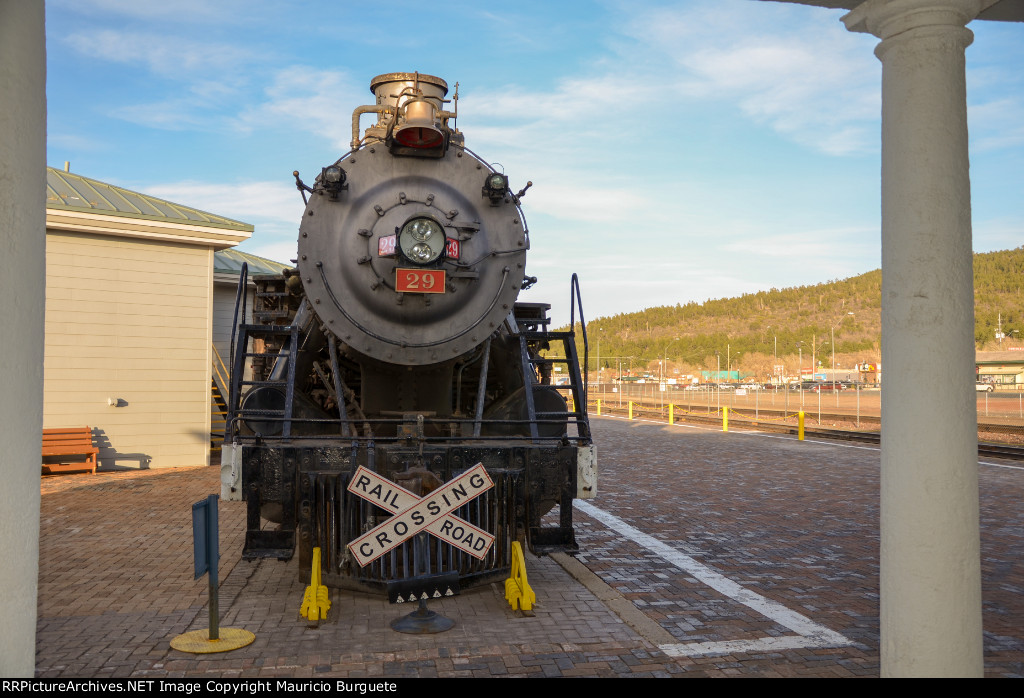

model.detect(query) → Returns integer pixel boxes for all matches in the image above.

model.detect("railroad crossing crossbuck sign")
[347,463,495,566]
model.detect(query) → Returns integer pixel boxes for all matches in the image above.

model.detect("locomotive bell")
[394,100,444,149]
[369,73,450,155]
[370,72,448,114]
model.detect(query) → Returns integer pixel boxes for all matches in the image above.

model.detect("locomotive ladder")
[513,276,590,555]
[515,331,590,442]
[514,328,588,554]
[226,323,300,441]
[514,274,590,443]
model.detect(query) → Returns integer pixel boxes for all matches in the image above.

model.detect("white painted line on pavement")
[980,461,1024,471]
[574,499,851,658]
[659,634,844,658]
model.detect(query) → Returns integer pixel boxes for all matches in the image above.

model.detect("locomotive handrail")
[230,413,588,445]
[225,262,249,442]
[569,273,589,408]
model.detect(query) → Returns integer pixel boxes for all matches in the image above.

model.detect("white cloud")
[50,0,251,23]
[234,68,366,150]
[140,179,305,265]
[60,29,263,130]
[113,99,207,130]
[48,132,107,153]
[973,217,1024,254]
[619,0,881,156]
[519,179,656,225]
[238,239,299,266]
[721,226,878,259]
[64,30,257,78]
[969,98,1024,151]
[140,179,302,227]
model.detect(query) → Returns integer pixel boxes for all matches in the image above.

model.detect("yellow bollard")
[300,547,331,621]
[504,541,536,612]
[723,406,728,432]
[798,411,805,440]
[597,399,601,416]
[628,401,633,420]
[668,403,674,425]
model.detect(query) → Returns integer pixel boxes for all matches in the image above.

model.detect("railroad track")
[590,400,1024,436]
[592,403,1024,460]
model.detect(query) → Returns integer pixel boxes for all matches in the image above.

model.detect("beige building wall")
[43,231,214,468]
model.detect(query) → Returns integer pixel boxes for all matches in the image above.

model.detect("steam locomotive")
[221,72,596,593]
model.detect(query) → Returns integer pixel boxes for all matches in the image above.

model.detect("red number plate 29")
[395,268,446,294]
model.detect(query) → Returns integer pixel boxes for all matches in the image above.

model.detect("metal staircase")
[210,344,231,454]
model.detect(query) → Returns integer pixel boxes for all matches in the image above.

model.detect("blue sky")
[46,0,1023,326]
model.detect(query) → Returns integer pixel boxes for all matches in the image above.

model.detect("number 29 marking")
[395,268,446,294]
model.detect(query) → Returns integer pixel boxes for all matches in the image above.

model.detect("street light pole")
[661,337,680,410]
[831,312,855,406]
[716,351,721,411]
[832,326,836,404]
[797,342,804,406]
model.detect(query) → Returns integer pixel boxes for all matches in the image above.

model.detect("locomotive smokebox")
[296,71,527,367]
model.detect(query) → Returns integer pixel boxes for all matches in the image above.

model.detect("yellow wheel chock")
[300,547,331,621]
[504,541,536,612]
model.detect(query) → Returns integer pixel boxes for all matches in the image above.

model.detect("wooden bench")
[42,427,99,475]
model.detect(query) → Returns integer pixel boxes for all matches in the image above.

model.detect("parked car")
[976,382,994,392]
[809,383,847,392]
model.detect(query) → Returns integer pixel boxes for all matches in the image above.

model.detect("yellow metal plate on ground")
[170,627,255,654]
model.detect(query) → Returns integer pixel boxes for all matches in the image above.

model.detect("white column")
[843,0,986,678]
[0,0,46,678]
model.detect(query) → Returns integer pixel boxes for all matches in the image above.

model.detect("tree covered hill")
[563,246,1024,379]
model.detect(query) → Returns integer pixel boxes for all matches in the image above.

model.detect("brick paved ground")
[34,416,1024,677]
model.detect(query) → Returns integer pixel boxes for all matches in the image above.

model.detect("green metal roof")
[46,167,253,232]
[214,248,290,276]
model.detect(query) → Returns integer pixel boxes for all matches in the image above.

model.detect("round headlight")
[410,243,433,261]
[399,217,445,265]
[407,218,437,242]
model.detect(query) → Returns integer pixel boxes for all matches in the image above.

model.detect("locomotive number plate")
[396,268,445,293]
[378,234,397,256]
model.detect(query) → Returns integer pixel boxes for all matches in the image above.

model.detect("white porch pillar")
[843,0,987,677]
[0,0,46,678]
